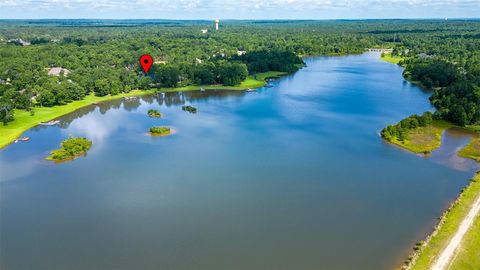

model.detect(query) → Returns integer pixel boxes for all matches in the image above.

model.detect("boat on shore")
[246,88,255,92]
[39,120,60,126]
[14,137,30,143]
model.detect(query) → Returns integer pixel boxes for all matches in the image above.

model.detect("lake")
[1,53,478,270]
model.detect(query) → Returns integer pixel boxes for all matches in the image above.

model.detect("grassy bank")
[385,120,454,154]
[458,136,480,162]
[407,172,480,270]
[254,71,288,81]
[161,72,286,92]
[0,71,285,149]
[160,76,261,91]
[380,54,404,65]
[384,120,480,159]
[465,125,480,133]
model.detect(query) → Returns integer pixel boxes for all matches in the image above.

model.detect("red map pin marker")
[140,54,153,74]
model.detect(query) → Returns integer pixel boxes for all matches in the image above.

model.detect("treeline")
[430,81,480,126]
[389,21,480,127]
[233,50,304,73]
[150,61,248,87]
[381,112,434,142]
[401,58,479,126]
[404,58,459,88]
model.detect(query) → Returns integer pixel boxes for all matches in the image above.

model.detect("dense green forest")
[0,19,479,127]
[398,38,480,126]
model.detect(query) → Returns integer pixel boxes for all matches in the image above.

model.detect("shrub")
[47,137,92,161]
[148,109,161,118]
[182,105,197,113]
[150,126,171,135]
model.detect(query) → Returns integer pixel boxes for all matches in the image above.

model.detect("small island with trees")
[149,126,171,136]
[46,137,92,162]
[148,109,161,118]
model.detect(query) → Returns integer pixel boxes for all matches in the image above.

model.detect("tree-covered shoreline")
[0,71,282,149]
[1,19,479,133]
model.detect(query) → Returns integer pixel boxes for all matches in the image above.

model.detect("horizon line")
[1,18,480,21]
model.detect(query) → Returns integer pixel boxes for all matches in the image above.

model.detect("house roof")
[48,67,70,76]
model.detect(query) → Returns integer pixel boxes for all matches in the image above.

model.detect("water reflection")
[123,98,141,112]
[156,90,246,107]
[66,109,126,144]
[46,91,251,148]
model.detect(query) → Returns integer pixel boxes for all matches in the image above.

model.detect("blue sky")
[0,0,479,19]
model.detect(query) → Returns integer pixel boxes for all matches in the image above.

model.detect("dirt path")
[431,194,480,270]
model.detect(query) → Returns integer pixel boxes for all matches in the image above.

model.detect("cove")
[0,53,478,270]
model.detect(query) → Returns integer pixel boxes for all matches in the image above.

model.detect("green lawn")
[387,120,454,154]
[0,71,286,149]
[380,54,404,65]
[410,173,480,270]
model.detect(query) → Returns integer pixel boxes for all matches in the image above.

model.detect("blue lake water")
[1,53,478,270]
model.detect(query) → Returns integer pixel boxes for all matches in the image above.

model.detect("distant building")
[215,19,219,31]
[8,38,30,46]
[48,67,70,76]
[213,52,226,58]
[417,53,434,58]
[237,50,246,56]
[201,29,208,34]
[195,58,203,64]
[367,48,393,53]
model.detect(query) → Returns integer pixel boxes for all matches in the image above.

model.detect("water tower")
[215,19,219,30]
